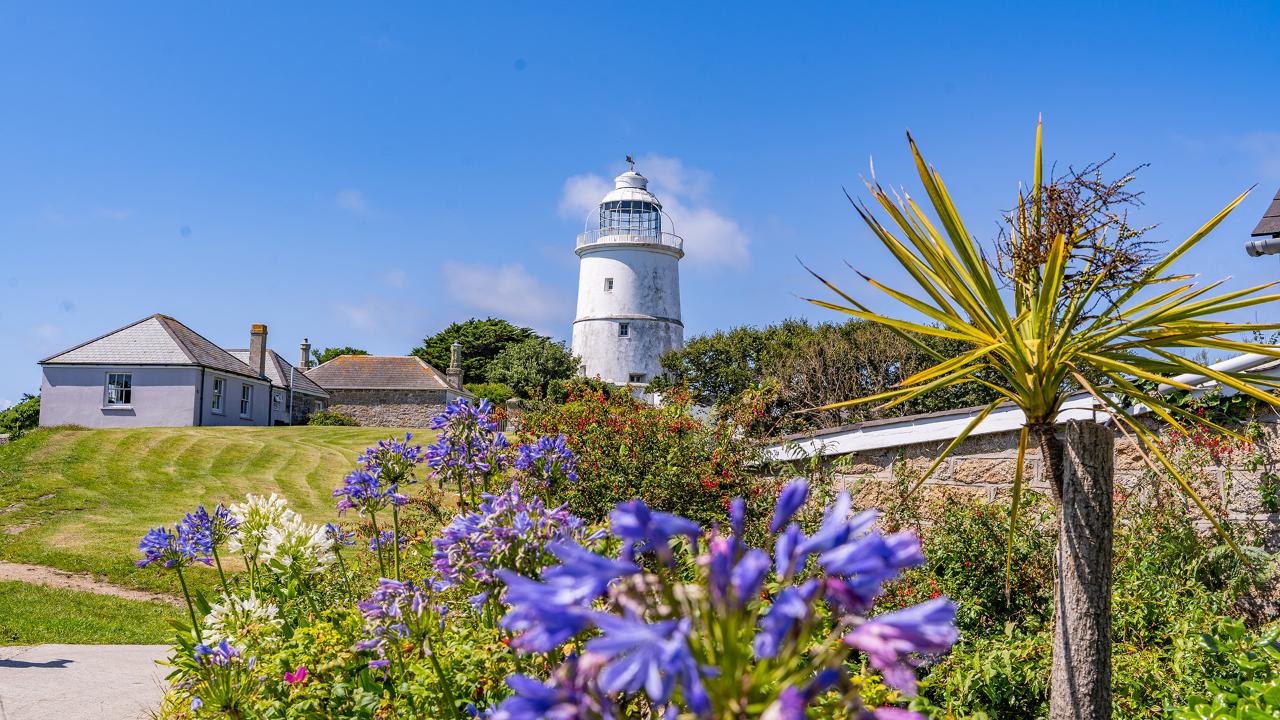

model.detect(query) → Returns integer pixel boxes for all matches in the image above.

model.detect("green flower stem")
[335,548,355,596]
[368,509,387,578]
[391,505,402,582]
[174,563,202,642]
[211,546,230,596]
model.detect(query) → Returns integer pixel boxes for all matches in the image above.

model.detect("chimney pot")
[249,324,268,377]
[447,341,464,389]
[299,337,311,370]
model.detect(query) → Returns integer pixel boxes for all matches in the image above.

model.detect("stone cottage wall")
[799,414,1280,549]
[326,389,447,428]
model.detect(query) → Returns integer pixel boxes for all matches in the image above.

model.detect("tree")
[0,394,39,437]
[411,318,539,385]
[487,337,579,398]
[651,318,1001,435]
[311,346,369,366]
[808,122,1280,719]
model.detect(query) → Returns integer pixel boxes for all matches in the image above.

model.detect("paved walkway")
[0,644,168,720]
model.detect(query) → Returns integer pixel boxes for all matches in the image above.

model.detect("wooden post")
[1050,420,1114,720]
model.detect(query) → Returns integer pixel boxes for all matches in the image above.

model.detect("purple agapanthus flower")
[425,398,511,502]
[323,522,357,549]
[844,597,959,694]
[137,525,211,568]
[585,614,682,703]
[432,483,597,591]
[770,479,810,533]
[179,504,239,552]
[514,434,579,487]
[490,653,617,720]
[355,577,446,670]
[497,570,596,653]
[609,499,701,564]
[369,530,409,552]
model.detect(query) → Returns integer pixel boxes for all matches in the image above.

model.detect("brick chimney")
[249,324,268,377]
[299,337,311,371]
[447,341,464,389]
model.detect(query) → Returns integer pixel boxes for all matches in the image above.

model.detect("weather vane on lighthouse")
[625,154,636,171]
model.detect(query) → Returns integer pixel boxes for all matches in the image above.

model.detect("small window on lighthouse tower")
[604,277,614,292]
[618,322,630,338]
[629,373,646,384]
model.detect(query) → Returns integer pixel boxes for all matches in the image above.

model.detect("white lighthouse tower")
[571,165,684,387]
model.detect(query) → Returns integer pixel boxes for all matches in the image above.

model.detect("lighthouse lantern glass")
[599,200,661,236]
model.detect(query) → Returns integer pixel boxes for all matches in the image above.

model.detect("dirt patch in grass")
[0,561,180,606]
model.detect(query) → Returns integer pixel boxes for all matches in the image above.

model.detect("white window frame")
[628,372,646,384]
[604,277,614,292]
[104,372,132,407]
[211,377,225,414]
[240,384,253,419]
[618,322,630,338]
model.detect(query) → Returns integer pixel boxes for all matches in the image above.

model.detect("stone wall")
[326,389,448,428]
[807,415,1280,548]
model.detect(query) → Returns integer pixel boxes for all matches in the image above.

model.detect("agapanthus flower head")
[425,398,511,500]
[771,479,810,533]
[490,653,617,720]
[494,489,957,719]
[260,515,335,576]
[333,466,408,517]
[609,499,701,564]
[432,482,597,591]
[354,577,446,670]
[844,597,958,695]
[180,504,240,555]
[194,639,245,668]
[369,529,409,553]
[204,593,281,645]
[323,522,357,550]
[227,493,300,557]
[137,525,211,568]
[514,434,579,487]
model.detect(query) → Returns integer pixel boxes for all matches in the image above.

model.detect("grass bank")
[0,425,429,596]
[0,580,180,644]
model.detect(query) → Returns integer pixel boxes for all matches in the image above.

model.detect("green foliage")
[886,483,1277,719]
[307,410,358,426]
[464,382,516,405]
[412,317,540,384]
[0,393,39,438]
[311,347,368,366]
[1170,621,1280,719]
[651,319,1002,436]
[486,337,578,398]
[520,385,760,528]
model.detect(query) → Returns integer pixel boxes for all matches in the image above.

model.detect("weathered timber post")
[1050,420,1114,720]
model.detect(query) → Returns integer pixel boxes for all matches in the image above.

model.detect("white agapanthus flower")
[227,493,301,557]
[204,593,282,645]
[260,514,335,576]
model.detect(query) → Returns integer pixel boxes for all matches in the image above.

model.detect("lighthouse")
[571,166,684,387]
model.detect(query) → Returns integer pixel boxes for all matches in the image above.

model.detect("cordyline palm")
[804,121,1280,576]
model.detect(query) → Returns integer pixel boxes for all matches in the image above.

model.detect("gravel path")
[0,561,180,606]
[0,644,169,720]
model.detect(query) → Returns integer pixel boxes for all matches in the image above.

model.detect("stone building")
[304,352,472,427]
[227,346,329,425]
[765,388,1280,548]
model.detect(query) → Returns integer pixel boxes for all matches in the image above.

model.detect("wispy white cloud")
[441,261,570,330]
[558,155,750,269]
[335,189,370,214]
[32,323,61,343]
[0,398,11,411]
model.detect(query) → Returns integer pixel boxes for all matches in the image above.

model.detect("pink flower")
[284,665,308,684]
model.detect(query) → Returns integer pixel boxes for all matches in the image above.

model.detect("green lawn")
[0,581,181,644]
[0,425,428,596]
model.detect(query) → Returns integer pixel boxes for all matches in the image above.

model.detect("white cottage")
[38,314,325,428]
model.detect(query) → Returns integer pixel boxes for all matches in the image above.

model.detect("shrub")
[0,394,39,438]
[307,410,357,426]
[1169,620,1280,719]
[464,382,516,406]
[486,337,577,398]
[519,384,760,528]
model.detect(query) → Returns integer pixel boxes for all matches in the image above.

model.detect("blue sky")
[3,2,1280,407]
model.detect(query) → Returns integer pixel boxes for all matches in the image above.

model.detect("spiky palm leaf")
[806,121,1280,586]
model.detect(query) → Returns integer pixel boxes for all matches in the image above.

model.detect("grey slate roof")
[1252,187,1280,237]
[41,314,262,379]
[304,355,453,391]
[227,349,329,398]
